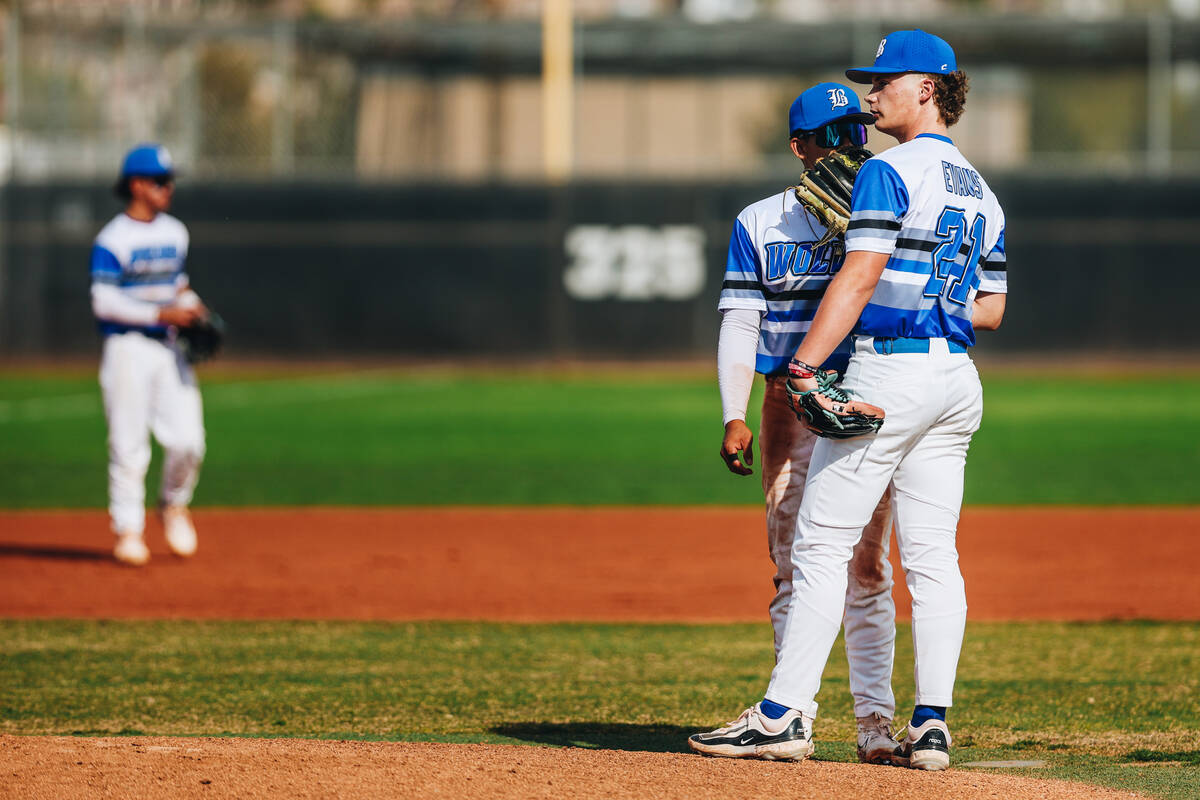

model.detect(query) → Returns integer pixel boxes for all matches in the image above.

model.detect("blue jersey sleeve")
[90,244,122,285]
[846,159,909,254]
[717,218,766,312]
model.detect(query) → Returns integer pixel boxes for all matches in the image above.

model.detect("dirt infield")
[0,735,1156,800]
[1,506,1197,620]
[1,506,1191,799]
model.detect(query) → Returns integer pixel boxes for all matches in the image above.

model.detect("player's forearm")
[90,283,162,326]
[717,309,761,425]
[792,252,887,367]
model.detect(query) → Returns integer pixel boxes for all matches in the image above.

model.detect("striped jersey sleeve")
[846,159,909,254]
[90,245,122,285]
[717,218,767,313]
[979,225,1007,293]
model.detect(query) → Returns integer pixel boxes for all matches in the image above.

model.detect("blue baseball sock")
[760,698,791,719]
[911,705,946,727]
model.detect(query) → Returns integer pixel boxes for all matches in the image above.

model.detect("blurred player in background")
[90,144,208,566]
[697,82,903,765]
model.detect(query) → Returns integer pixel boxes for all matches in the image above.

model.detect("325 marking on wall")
[564,225,707,301]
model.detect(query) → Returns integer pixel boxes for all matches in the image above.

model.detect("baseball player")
[692,31,1007,770]
[90,144,209,566]
[695,82,902,765]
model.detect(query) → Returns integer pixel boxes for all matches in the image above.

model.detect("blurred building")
[2,1,1199,181]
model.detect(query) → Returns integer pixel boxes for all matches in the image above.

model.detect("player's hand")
[720,419,755,476]
[158,304,207,327]
[785,374,818,417]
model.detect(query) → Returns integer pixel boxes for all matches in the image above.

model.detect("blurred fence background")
[2,0,1199,358]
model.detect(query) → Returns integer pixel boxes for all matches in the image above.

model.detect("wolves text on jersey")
[763,241,844,282]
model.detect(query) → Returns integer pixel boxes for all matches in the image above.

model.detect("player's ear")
[789,138,804,160]
[919,75,935,103]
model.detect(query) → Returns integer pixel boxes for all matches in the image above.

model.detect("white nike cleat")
[688,703,815,761]
[162,505,198,557]
[902,718,952,771]
[113,531,150,566]
[856,712,907,766]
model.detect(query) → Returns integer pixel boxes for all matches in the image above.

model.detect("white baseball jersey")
[90,213,190,337]
[846,133,1007,346]
[718,191,854,375]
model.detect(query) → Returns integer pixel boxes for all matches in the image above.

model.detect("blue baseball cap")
[788,82,874,135]
[119,144,175,178]
[845,29,957,84]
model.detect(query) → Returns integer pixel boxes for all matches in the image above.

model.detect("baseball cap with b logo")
[845,29,957,84]
[788,82,874,136]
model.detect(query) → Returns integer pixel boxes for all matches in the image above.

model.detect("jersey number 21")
[924,206,985,306]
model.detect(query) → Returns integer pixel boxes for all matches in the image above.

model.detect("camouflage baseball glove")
[789,146,874,246]
[178,312,225,364]
[785,367,884,440]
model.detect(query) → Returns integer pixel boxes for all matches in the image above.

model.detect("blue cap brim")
[836,111,876,125]
[845,66,911,84]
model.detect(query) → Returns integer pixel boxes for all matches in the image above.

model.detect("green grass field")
[2,366,1198,798]
[2,367,1199,507]
[1,619,1197,798]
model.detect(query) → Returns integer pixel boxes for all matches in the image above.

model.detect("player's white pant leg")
[843,486,896,719]
[891,353,982,708]
[763,377,897,719]
[759,378,817,659]
[100,334,160,535]
[765,347,939,714]
[151,344,206,508]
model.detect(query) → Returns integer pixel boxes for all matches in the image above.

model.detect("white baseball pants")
[99,332,206,536]
[765,338,982,718]
[759,376,896,719]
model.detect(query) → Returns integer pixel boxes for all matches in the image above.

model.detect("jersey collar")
[915,133,954,144]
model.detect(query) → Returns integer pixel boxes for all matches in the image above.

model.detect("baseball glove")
[177,312,225,364]
[785,369,884,439]
[789,146,874,246]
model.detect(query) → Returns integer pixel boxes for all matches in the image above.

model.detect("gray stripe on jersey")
[870,279,972,320]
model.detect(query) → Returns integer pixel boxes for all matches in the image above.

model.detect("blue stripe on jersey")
[761,305,819,323]
[98,321,169,337]
[90,245,121,279]
[859,303,976,348]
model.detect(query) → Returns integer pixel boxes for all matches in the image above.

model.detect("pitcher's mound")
[1,736,1145,799]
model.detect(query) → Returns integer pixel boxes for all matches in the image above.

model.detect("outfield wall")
[1,177,1195,358]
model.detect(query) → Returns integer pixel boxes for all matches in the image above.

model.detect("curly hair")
[930,71,970,127]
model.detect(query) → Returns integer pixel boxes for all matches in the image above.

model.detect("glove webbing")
[815,155,858,206]
[799,172,850,219]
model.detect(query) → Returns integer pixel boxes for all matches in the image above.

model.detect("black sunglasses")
[794,122,868,148]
